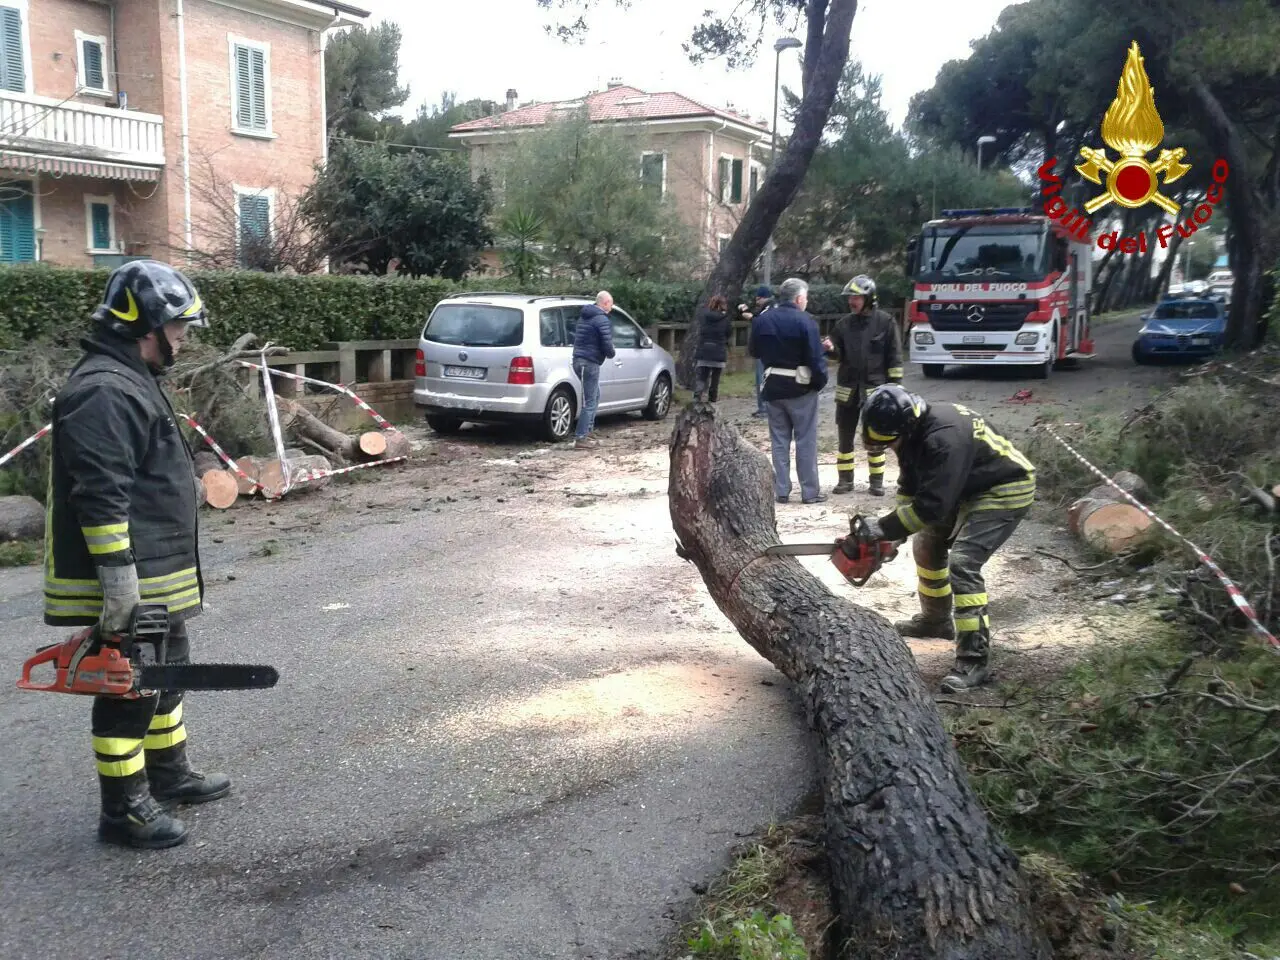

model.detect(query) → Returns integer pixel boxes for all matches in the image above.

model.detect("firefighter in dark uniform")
[822,275,903,496]
[854,384,1036,692]
[46,260,229,849]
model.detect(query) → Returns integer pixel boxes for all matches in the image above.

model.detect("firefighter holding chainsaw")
[44,260,228,849]
[822,275,903,496]
[856,384,1036,692]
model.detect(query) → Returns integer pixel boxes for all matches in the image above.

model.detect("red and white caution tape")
[288,456,407,486]
[0,423,51,468]
[179,414,264,495]
[237,360,395,430]
[1039,422,1278,650]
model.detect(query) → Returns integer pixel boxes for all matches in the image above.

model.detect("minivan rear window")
[423,305,524,347]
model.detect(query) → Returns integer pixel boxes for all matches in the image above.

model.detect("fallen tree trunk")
[1068,473,1153,554]
[381,428,411,460]
[277,397,389,462]
[200,470,239,509]
[0,495,44,542]
[192,451,224,478]
[668,405,1049,959]
[234,456,267,496]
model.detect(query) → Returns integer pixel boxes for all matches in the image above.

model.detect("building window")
[75,31,109,94]
[229,36,271,136]
[718,156,744,204]
[640,152,665,199]
[0,5,26,93]
[235,187,274,268]
[717,234,729,256]
[749,166,760,200]
[84,195,115,252]
[0,180,35,263]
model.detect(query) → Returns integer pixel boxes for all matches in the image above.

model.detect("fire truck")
[903,207,1094,379]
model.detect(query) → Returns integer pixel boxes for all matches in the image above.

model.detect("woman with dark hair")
[693,294,730,402]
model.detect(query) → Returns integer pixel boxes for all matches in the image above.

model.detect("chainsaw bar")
[137,663,279,691]
[766,542,839,556]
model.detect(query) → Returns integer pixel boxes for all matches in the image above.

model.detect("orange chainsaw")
[17,603,278,699]
[766,514,900,586]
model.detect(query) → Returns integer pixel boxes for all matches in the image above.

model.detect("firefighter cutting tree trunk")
[860,384,1037,693]
[822,276,904,496]
[35,261,275,850]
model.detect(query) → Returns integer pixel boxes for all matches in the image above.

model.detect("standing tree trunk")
[1183,71,1272,348]
[668,405,1050,959]
[676,0,859,387]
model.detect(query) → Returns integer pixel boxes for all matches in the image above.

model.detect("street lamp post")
[761,36,802,288]
[976,134,996,171]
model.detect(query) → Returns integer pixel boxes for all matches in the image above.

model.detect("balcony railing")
[0,91,164,166]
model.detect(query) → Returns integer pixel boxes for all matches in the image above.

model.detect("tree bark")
[279,398,355,461]
[676,0,858,387]
[258,454,333,499]
[192,451,224,478]
[1183,70,1270,348]
[668,405,1050,959]
[0,495,43,542]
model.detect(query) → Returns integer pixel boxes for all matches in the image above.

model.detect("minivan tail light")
[414,349,425,377]
[508,357,535,385]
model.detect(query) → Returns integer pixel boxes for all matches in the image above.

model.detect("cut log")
[357,431,387,459]
[380,428,411,460]
[200,470,239,509]
[668,405,1050,959]
[258,454,332,499]
[192,451,224,478]
[1068,497,1153,553]
[1083,469,1148,504]
[0,495,44,543]
[235,456,269,496]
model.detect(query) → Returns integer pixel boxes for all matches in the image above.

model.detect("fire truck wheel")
[1032,327,1057,380]
[922,364,945,379]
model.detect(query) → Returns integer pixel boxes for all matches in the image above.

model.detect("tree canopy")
[324,23,412,141]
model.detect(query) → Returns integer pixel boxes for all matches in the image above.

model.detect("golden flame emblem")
[1075,42,1191,216]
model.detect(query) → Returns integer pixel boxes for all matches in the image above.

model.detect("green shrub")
[0,265,890,353]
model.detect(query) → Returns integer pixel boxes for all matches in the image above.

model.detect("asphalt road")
[0,309,1168,960]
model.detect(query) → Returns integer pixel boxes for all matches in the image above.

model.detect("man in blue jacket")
[749,278,829,503]
[572,291,616,448]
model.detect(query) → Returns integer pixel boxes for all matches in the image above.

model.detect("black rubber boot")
[894,613,957,641]
[147,742,232,806]
[99,771,188,849]
[868,475,885,497]
[832,476,855,495]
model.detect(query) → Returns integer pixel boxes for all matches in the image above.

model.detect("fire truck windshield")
[916,224,1046,281]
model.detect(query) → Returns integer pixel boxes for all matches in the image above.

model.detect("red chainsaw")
[766,514,900,586]
[17,603,277,698]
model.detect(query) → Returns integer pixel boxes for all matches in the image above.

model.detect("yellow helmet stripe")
[867,427,897,442]
[180,293,204,318]
[109,289,140,323]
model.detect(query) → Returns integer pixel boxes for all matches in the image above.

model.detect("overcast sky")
[357,0,1013,136]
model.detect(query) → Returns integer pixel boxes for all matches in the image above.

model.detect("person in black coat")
[693,295,731,401]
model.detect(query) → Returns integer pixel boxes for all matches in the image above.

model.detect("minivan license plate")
[444,365,485,379]
[962,335,985,344]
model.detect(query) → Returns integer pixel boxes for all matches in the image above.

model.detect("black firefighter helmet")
[92,260,208,342]
[862,383,926,445]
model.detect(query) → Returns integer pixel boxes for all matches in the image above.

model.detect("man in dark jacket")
[46,259,229,849]
[853,384,1036,692]
[749,278,829,504]
[571,291,616,449]
[823,275,904,496]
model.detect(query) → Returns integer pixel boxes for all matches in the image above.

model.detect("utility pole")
[761,37,801,288]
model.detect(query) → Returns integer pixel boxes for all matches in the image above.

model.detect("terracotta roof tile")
[449,84,770,133]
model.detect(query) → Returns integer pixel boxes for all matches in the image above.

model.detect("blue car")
[1132,295,1226,364]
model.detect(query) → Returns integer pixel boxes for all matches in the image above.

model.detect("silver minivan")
[413,293,677,441]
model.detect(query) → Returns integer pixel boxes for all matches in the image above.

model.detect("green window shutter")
[731,160,743,204]
[234,44,267,129]
[82,39,104,89]
[238,193,271,265]
[91,202,111,249]
[0,184,35,263]
[0,7,25,93]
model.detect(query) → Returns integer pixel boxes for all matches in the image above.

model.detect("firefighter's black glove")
[853,516,887,544]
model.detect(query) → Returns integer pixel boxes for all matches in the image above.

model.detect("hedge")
[0,264,903,352]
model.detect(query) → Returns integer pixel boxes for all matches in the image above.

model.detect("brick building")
[0,0,367,268]
[449,82,773,277]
